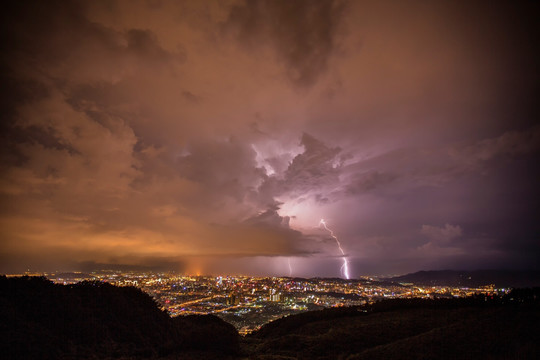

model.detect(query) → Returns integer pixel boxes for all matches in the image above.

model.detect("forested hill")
[387,270,540,288]
[0,276,239,359]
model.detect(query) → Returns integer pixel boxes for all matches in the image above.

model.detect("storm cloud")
[1,0,538,276]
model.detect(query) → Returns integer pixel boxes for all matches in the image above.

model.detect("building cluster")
[37,271,507,335]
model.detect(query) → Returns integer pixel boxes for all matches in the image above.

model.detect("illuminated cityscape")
[19,271,506,335]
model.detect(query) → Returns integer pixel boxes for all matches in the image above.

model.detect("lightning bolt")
[319,219,350,280]
[288,258,292,277]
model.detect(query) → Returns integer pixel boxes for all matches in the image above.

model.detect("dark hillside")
[251,296,508,340]
[246,292,540,359]
[0,276,239,359]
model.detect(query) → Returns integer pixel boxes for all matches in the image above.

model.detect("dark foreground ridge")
[1,276,539,359]
[0,276,239,359]
[246,292,540,359]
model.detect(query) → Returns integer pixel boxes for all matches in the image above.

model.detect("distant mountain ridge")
[387,270,540,288]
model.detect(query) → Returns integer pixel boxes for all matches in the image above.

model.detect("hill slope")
[245,296,540,359]
[0,276,239,359]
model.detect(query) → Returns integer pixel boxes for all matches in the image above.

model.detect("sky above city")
[1,0,539,277]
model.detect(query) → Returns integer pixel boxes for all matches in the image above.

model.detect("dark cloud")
[75,260,186,273]
[245,205,290,228]
[449,126,540,167]
[181,91,200,103]
[225,0,347,87]
[346,171,398,195]
[11,124,80,156]
[284,133,341,190]
[126,29,173,61]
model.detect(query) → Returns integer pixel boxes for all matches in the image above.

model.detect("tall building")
[227,293,236,305]
[269,289,282,302]
[227,292,241,305]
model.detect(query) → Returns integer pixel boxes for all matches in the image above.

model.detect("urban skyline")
[10,270,507,335]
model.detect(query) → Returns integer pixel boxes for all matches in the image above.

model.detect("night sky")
[1,0,539,277]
